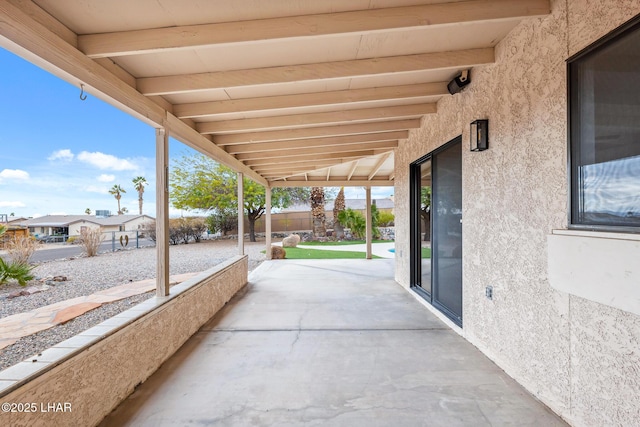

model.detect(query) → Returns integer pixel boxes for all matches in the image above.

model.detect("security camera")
[447,70,470,95]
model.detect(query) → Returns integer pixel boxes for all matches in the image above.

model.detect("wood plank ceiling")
[0,0,550,187]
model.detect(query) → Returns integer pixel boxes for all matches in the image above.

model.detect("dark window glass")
[570,19,640,229]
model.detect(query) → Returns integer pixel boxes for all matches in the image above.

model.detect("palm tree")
[109,184,126,215]
[132,176,148,215]
[310,187,326,238]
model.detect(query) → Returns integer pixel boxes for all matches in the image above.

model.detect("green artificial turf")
[421,247,431,258]
[284,247,381,259]
[299,239,390,246]
[262,247,382,259]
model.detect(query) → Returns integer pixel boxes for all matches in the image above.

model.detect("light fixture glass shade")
[470,119,488,151]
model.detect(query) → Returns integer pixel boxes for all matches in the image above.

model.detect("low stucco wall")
[0,255,248,427]
[394,1,640,426]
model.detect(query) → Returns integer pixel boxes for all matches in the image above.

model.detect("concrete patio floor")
[100,259,567,426]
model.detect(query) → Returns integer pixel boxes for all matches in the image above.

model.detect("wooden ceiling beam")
[197,103,436,134]
[269,178,394,187]
[244,150,379,167]
[254,162,338,174]
[368,152,392,180]
[78,0,550,58]
[165,115,267,185]
[235,140,398,161]
[215,119,420,145]
[175,83,447,119]
[138,48,494,96]
[347,161,359,181]
[255,158,359,170]
[226,131,407,154]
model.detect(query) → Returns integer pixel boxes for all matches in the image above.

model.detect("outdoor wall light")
[470,119,489,151]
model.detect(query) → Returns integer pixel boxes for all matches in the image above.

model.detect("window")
[569,16,640,230]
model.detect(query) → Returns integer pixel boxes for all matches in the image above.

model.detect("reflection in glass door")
[418,160,432,294]
[410,157,432,294]
[431,137,463,325]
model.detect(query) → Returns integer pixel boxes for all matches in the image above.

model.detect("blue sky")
[0,48,391,219]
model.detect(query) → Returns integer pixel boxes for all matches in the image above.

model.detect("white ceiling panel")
[9,0,549,185]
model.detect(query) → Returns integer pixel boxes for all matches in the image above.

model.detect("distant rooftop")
[16,214,154,228]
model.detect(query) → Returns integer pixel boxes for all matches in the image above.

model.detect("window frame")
[567,13,640,234]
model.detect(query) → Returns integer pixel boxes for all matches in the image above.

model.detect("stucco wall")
[68,221,100,236]
[0,255,248,427]
[394,1,640,425]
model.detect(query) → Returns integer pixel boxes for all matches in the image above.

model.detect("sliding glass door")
[411,136,463,326]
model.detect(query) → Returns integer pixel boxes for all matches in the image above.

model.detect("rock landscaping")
[0,239,266,371]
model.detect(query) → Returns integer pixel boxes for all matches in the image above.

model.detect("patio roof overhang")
[0,0,550,187]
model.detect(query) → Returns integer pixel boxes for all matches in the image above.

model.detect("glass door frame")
[410,136,463,327]
[410,153,431,297]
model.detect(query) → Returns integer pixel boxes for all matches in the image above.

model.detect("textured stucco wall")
[394,1,640,425]
[564,4,640,426]
[0,255,248,427]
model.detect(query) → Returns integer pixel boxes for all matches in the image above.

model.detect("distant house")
[5,216,28,225]
[0,216,30,247]
[17,214,155,238]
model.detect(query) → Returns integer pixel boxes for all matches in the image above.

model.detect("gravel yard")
[0,239,266,370]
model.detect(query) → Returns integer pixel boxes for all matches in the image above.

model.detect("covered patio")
[101,259,565,426]
[2,1,639,426]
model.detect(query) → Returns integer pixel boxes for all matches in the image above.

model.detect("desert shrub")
[66,236,77,244]
[206,209,236,236]
[169,217,208,244]
[168,219,185,245]
[0,258,34,286]
[179,220,191,244]
[6,235,37,265]
[378,211,395,227]
[142,221,157,241]
[80,227,105,257]
[186,217,207,242]
[143,218,208,245]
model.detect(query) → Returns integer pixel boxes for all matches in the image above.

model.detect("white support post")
[366,186,372,260]
[237,172,244,255]
[156,127,170,296]
[265,186,272,260]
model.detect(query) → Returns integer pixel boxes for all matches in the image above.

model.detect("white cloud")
[0,201,26,208]
[97,174,115,183]
[77,151,137,171]
[48,149,74,162]
[0,169,30,181]
[83,185,109,194]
